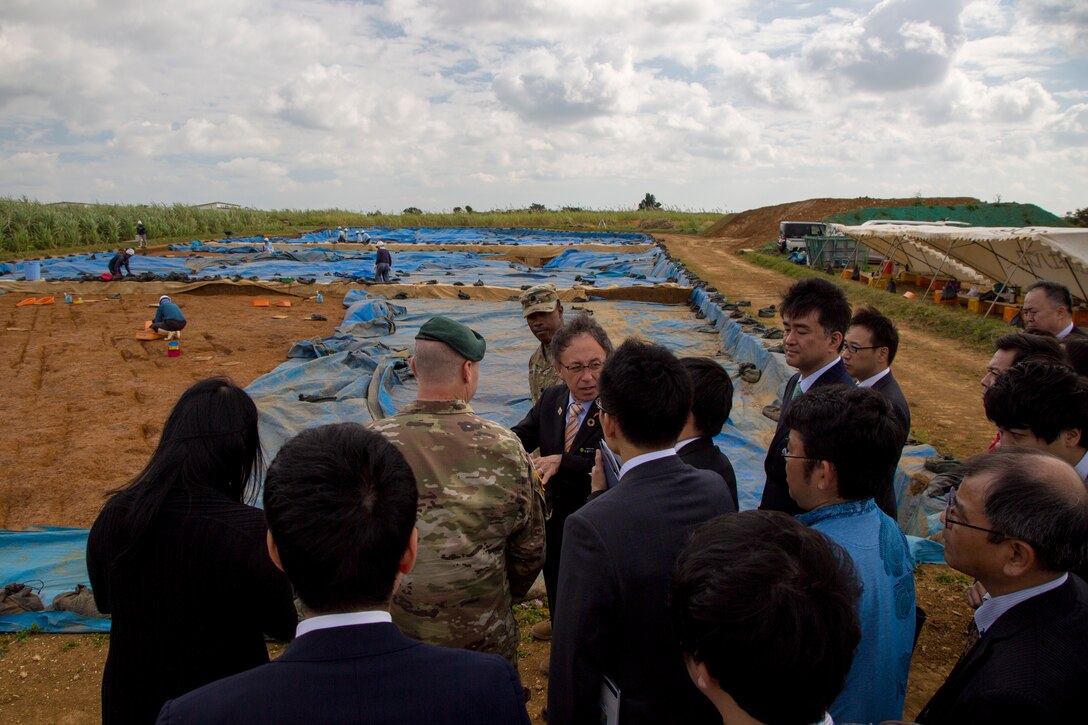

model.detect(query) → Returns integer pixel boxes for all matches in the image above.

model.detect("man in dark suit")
[677,357,738,508]
[760,277,853,515]
[1022,280,1087,339]
[917,448,1088,723]
[512,314,612,644]
[156,423,530,725]
[841,306,909,518]
[548,340,735,725]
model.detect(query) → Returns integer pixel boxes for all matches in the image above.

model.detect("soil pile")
[705,197,981,248]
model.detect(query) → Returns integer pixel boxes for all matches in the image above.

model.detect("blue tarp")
[0,527,111,633]
[1,247,679,288]
[1,236,950,633]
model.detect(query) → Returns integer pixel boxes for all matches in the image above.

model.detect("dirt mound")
[705,197,981,249]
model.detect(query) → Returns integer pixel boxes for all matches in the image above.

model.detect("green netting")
[826,203,1069,228]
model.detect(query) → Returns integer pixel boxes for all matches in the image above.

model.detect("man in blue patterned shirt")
[782,384,916,724]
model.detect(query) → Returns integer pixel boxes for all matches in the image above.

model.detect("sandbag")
[0,582,45,614]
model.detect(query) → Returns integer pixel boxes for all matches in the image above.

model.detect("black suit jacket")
[1065,325,1088,339]
[760,359,854,515]
[548,455,735,725]
[677,436,738,509]
[512,383,602,517]
[869,370,911,519]
[917,576,1088,724]
[157,622,530,725]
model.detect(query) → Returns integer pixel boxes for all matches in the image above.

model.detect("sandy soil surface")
[0,215,989,722]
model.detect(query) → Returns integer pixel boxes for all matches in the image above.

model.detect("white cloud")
[0,1,1082,214]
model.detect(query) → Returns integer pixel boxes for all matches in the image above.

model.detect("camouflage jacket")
[529,343,563,405]
[368,399,547,665]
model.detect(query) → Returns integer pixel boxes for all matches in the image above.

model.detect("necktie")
[564,403,584,452]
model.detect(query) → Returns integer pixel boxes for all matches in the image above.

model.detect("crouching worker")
[152,295,186,340]
[107,248,134,280]
[156,423,531,724]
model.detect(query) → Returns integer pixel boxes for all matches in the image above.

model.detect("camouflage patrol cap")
[415,316,486,361]
[519,284,559,318]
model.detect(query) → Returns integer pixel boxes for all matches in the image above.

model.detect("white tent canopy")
[830,224,985,282]
[833,225,1088,302]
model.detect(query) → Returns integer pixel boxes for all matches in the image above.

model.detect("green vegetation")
[1066,206,1088,227]
[638,192,663,210]
[744,252,1009,352]
[60,640,80,651]
[0,197,721,259]
[935,571,970,586]
[515,598,550,643]
[12,623,43,644]
[826,202,1069,228]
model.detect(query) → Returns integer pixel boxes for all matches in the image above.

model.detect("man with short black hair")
[782,385,915,724]
[761,277,853,514]
[918,448,1088,723]
[677,357,738,508]
[841,306,908,518]
[980,330,1065,393]
[156,423,530,724]
[368,317,546,667]
[519,284,564,403]
[671,510,862,725]
[984,361,1088,480]
[1022,280,1086,339]
[548,340,734,725]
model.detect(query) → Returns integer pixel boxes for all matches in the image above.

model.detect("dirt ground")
[0,216,992,722]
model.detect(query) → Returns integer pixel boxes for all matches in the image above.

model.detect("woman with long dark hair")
[87,377,296,724]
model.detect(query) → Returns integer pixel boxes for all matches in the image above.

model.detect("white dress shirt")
[974,573,1068,635]
[295,609,392,638]
[798,357,843,394]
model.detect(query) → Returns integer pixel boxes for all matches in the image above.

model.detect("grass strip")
[0,198,723,259]
[744,251,1010,352]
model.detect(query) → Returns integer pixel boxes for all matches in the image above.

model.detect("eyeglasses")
[843,343,880,354]
[944,488,1006,538]
[561,361,604,374]
[780,445,819,461]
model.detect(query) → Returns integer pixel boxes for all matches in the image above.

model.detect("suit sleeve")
[548,513,617,725]
[505,451,547,600]
[511,400,542,454]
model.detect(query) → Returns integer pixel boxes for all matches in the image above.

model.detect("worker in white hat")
[151,295,187,340]
[108,248,136,280]
[375,240,393,283]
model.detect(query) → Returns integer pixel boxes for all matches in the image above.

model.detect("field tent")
[835,224,1088,301]
[831,223,986,282]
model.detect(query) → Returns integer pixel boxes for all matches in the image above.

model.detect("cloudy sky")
[1,0,1085,215]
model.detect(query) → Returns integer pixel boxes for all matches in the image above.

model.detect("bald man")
[918,448,1088,723]
[368,317,546,667]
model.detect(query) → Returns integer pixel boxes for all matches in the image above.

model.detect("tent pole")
[985,246,1024,318]
[922,239,956,302]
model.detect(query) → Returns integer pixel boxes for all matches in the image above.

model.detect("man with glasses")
[983,361,1088,480]
[513,314,612,650]
[781,384,915,725]
[918,448,1088,723]
[761,277,853,515]
[841,306,909,518]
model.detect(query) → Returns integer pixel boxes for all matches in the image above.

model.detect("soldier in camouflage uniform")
[520,284,564,404]
[368,316,547,666]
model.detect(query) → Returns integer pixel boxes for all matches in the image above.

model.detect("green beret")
[415,316,486,362]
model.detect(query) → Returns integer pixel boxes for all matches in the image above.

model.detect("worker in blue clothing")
[108,249,135,280]
[151,295,187,340]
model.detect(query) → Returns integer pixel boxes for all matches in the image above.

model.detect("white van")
[779,221,829,252]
